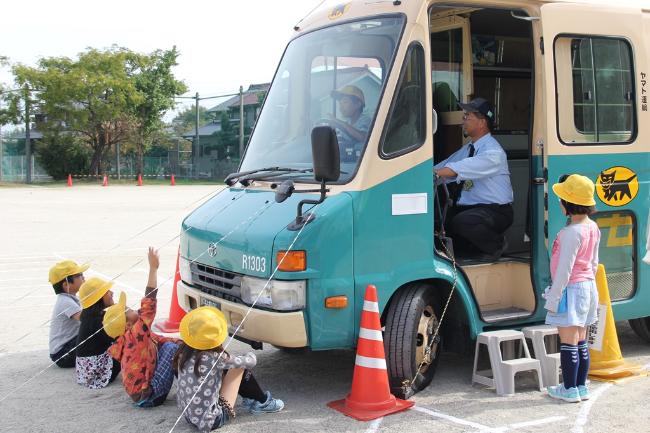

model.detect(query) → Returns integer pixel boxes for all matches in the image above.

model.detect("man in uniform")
[435,98,514,260]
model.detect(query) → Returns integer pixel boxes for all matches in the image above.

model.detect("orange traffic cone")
[153,246,187,333]
[102,175,108,187]
[328,285,414,421]
[170,174,176,186]
[588,264,643,380]
[67,174,73,187]
[137,174,143,186]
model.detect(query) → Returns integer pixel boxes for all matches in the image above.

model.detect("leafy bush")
[36,134,91,180]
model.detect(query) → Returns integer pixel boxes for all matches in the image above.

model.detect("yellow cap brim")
[81,280,114,309]
[552,182,596,206]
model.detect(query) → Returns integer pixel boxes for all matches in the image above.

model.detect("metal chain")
[401,236,459,396]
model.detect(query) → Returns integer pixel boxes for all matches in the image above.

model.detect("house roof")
[182,122,222,139]
[207,83,270,113]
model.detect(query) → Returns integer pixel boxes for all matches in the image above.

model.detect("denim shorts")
[546,280,599,327]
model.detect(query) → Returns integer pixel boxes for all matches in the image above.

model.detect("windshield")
[240,16,405,182]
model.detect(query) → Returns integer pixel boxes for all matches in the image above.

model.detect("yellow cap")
[332,85,365,106]
[180,306,228,350]
[78,277,114,309]
[49,260,89,285]
[552,174,596,207]
[103,292,127,338]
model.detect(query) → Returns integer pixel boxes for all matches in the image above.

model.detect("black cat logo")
[596,166,639,207]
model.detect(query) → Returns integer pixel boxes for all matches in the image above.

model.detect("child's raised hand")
[148,247,160,270]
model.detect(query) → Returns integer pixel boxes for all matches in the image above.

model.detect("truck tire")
[629,317,650,343]
[384,282,442,399]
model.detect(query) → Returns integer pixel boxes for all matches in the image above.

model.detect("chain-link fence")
[0,153,239,182]
[1,155,52,182]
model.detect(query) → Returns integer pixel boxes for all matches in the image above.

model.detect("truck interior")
[430,6,536,323]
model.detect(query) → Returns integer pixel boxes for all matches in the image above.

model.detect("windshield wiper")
[224,167,313,186]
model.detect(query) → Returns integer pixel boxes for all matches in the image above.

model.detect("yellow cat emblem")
[596,166,639,207]
[329,3,351,20]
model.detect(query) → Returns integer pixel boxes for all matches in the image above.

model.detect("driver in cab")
[328,85,371,162]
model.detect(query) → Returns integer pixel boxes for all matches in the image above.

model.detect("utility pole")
[24,84,31,184]
[239,85,244,159]
[116,141,121,179]
[194,92,200,178]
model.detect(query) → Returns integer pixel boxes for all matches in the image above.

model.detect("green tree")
[217,112,238,157]
[171,105,210,137]
[11,47,142,175]
[131,47,187,176]
[36,133,90,180]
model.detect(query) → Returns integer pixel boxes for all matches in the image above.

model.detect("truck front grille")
[191,262,242,299]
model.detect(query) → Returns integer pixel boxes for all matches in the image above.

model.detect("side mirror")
[432,108,438,135]
[311,126,340,183]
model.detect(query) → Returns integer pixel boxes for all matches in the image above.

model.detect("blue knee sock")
[560,343,579,389]
[576,340,590,387]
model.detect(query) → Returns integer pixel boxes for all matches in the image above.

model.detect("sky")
[0,0,324,118]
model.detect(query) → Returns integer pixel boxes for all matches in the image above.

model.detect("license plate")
[200,297,221,309]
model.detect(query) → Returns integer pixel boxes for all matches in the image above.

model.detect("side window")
[555,36,635,144]
[381,45,425,156]
[431,28,463,113]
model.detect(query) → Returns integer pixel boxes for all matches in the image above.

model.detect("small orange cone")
[153,246,187,333]
[137,174,143,186]
[102,175,108,187]
[328,285,413,421]
[67,174,73,187]
[170,174,176,186]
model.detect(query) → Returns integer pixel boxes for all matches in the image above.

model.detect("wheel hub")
[415,305,439,371]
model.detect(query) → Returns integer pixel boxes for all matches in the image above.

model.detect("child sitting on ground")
[75,276,121,388]
[104,247,179,407]
[174,306,283,432]
[48,260,89,368]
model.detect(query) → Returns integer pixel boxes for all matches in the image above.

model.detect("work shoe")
[578,385,590,400]
[248,391,284,414]
[547,385,581,403]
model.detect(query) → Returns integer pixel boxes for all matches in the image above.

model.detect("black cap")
[458,97,495,122]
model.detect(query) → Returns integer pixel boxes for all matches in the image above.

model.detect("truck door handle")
[533,177,545,185]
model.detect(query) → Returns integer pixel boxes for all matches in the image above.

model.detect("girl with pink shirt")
[544,174,600,403]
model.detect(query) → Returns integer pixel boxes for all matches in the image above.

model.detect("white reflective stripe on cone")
[363,300,379,313]
[355,354,387,370]
[359,327,383,341]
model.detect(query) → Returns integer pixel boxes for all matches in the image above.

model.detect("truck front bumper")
[177,280,308,348]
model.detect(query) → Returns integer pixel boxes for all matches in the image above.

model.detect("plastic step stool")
[472,329,544,396]
[522,325,561,387]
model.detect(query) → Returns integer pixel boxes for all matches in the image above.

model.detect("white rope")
[167,205,314,433]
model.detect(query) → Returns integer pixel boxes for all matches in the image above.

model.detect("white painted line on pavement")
[570,383,611,433]
[0,268,50,273]
[412,405,490,430]
[364,417,383,433]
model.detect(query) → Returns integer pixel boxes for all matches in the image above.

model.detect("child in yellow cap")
[75,275,121,389]
[104,247,179,407]
[543,174,600,403]
[174,306,283,431]
[48,260,88,368]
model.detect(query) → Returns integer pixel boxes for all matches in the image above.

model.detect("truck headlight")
[240,277,306,311]
[179,256,192,284]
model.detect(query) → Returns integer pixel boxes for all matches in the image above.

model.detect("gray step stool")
[472,329,544,396]
[522,325,561,387]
